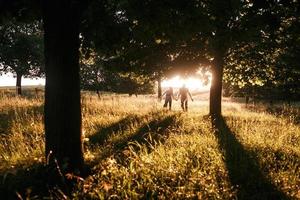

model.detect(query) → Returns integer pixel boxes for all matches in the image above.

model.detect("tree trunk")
[245,96,249,107]
[43,0,83,174]
[284,79,291,106]
[96,89,101,99]
[16,73,22,95]
[209,51,224,119]
[157,77,162,100]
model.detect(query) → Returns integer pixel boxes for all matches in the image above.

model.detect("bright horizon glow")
[0,73,45,87]
[162,75,211,91]
[0,73,210,90]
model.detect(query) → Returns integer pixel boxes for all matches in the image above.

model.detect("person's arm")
[188,91,193,101]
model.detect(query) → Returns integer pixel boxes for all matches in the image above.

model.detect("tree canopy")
[0,20,43,95]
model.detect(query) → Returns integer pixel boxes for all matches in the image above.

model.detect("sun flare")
[161,75,211,91]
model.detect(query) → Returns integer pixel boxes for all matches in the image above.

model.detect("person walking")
[178,84,193,111]
[163,87,175,110]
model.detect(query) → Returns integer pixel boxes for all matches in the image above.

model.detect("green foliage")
[0,0,42,23]
[80,0,300,107]
[80,57,155,95]
[81,0,297,96]
[223,1,300,100]
[117,72,155,95]
[80,58,114,91]
[0,20,44,78]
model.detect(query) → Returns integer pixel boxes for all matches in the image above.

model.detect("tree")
[0,20,43,95]
[80,55,109,92]
[115,72,155,95]
[83,0,295,121]
[223,0,300,104]
[80,0,197,99]
[42,0,85,174]
[110,0,245,118]
[132,0,288,118]
[274,1,300,102]
[80,56,155,95]
[1,0,86,175]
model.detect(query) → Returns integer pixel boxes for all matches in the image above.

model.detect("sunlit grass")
[0,91,299,199]
[0,96,44,170]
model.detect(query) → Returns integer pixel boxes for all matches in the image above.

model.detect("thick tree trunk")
[43,0,83,174]
[16,73,22,95]
[157,77,162,100]
[209,51,224,119]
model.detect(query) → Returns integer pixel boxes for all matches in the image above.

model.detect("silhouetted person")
[163,87,175,110]
[178,84,193,111]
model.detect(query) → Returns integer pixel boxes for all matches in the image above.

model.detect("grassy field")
[0,90,299,199]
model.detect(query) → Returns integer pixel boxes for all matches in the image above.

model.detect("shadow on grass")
[0,161,90,199]
[90,112,180,162]
[213,116,289,200]
[0,164,51,199]
[0,111,180,199]
[88,114,144,146]
[0,113,10,135]
[114,113,179,150]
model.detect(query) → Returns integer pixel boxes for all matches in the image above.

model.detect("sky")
[162,75,210,91]
[0,73,45,86]
[0,73,210,91]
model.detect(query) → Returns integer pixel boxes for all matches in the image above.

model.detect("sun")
[161,75,211,91]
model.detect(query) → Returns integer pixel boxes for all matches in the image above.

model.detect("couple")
[163,85,193,111]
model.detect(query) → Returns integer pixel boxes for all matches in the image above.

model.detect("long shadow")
[91,113,180,162]
[113,113,179,151]
[88,111,166,146]
[88,114,144,146]
[212,116,289,200]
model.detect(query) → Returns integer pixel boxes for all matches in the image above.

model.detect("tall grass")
[0,91,299,199]
[0,96,44,170]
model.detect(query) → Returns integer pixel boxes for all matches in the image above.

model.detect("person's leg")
[185,100,188,111]
[163,99,168,108]
[169,99,172,110]
[181,99,184,110]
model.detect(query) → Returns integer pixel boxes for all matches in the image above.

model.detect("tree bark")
[157,77,162,100]
[43,0,83,174]
[209,51,224,119]
[16,73,22,95]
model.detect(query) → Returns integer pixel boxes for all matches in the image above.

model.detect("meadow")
[0,89,299,199]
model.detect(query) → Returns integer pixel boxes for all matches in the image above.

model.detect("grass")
[0,90,299,199]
